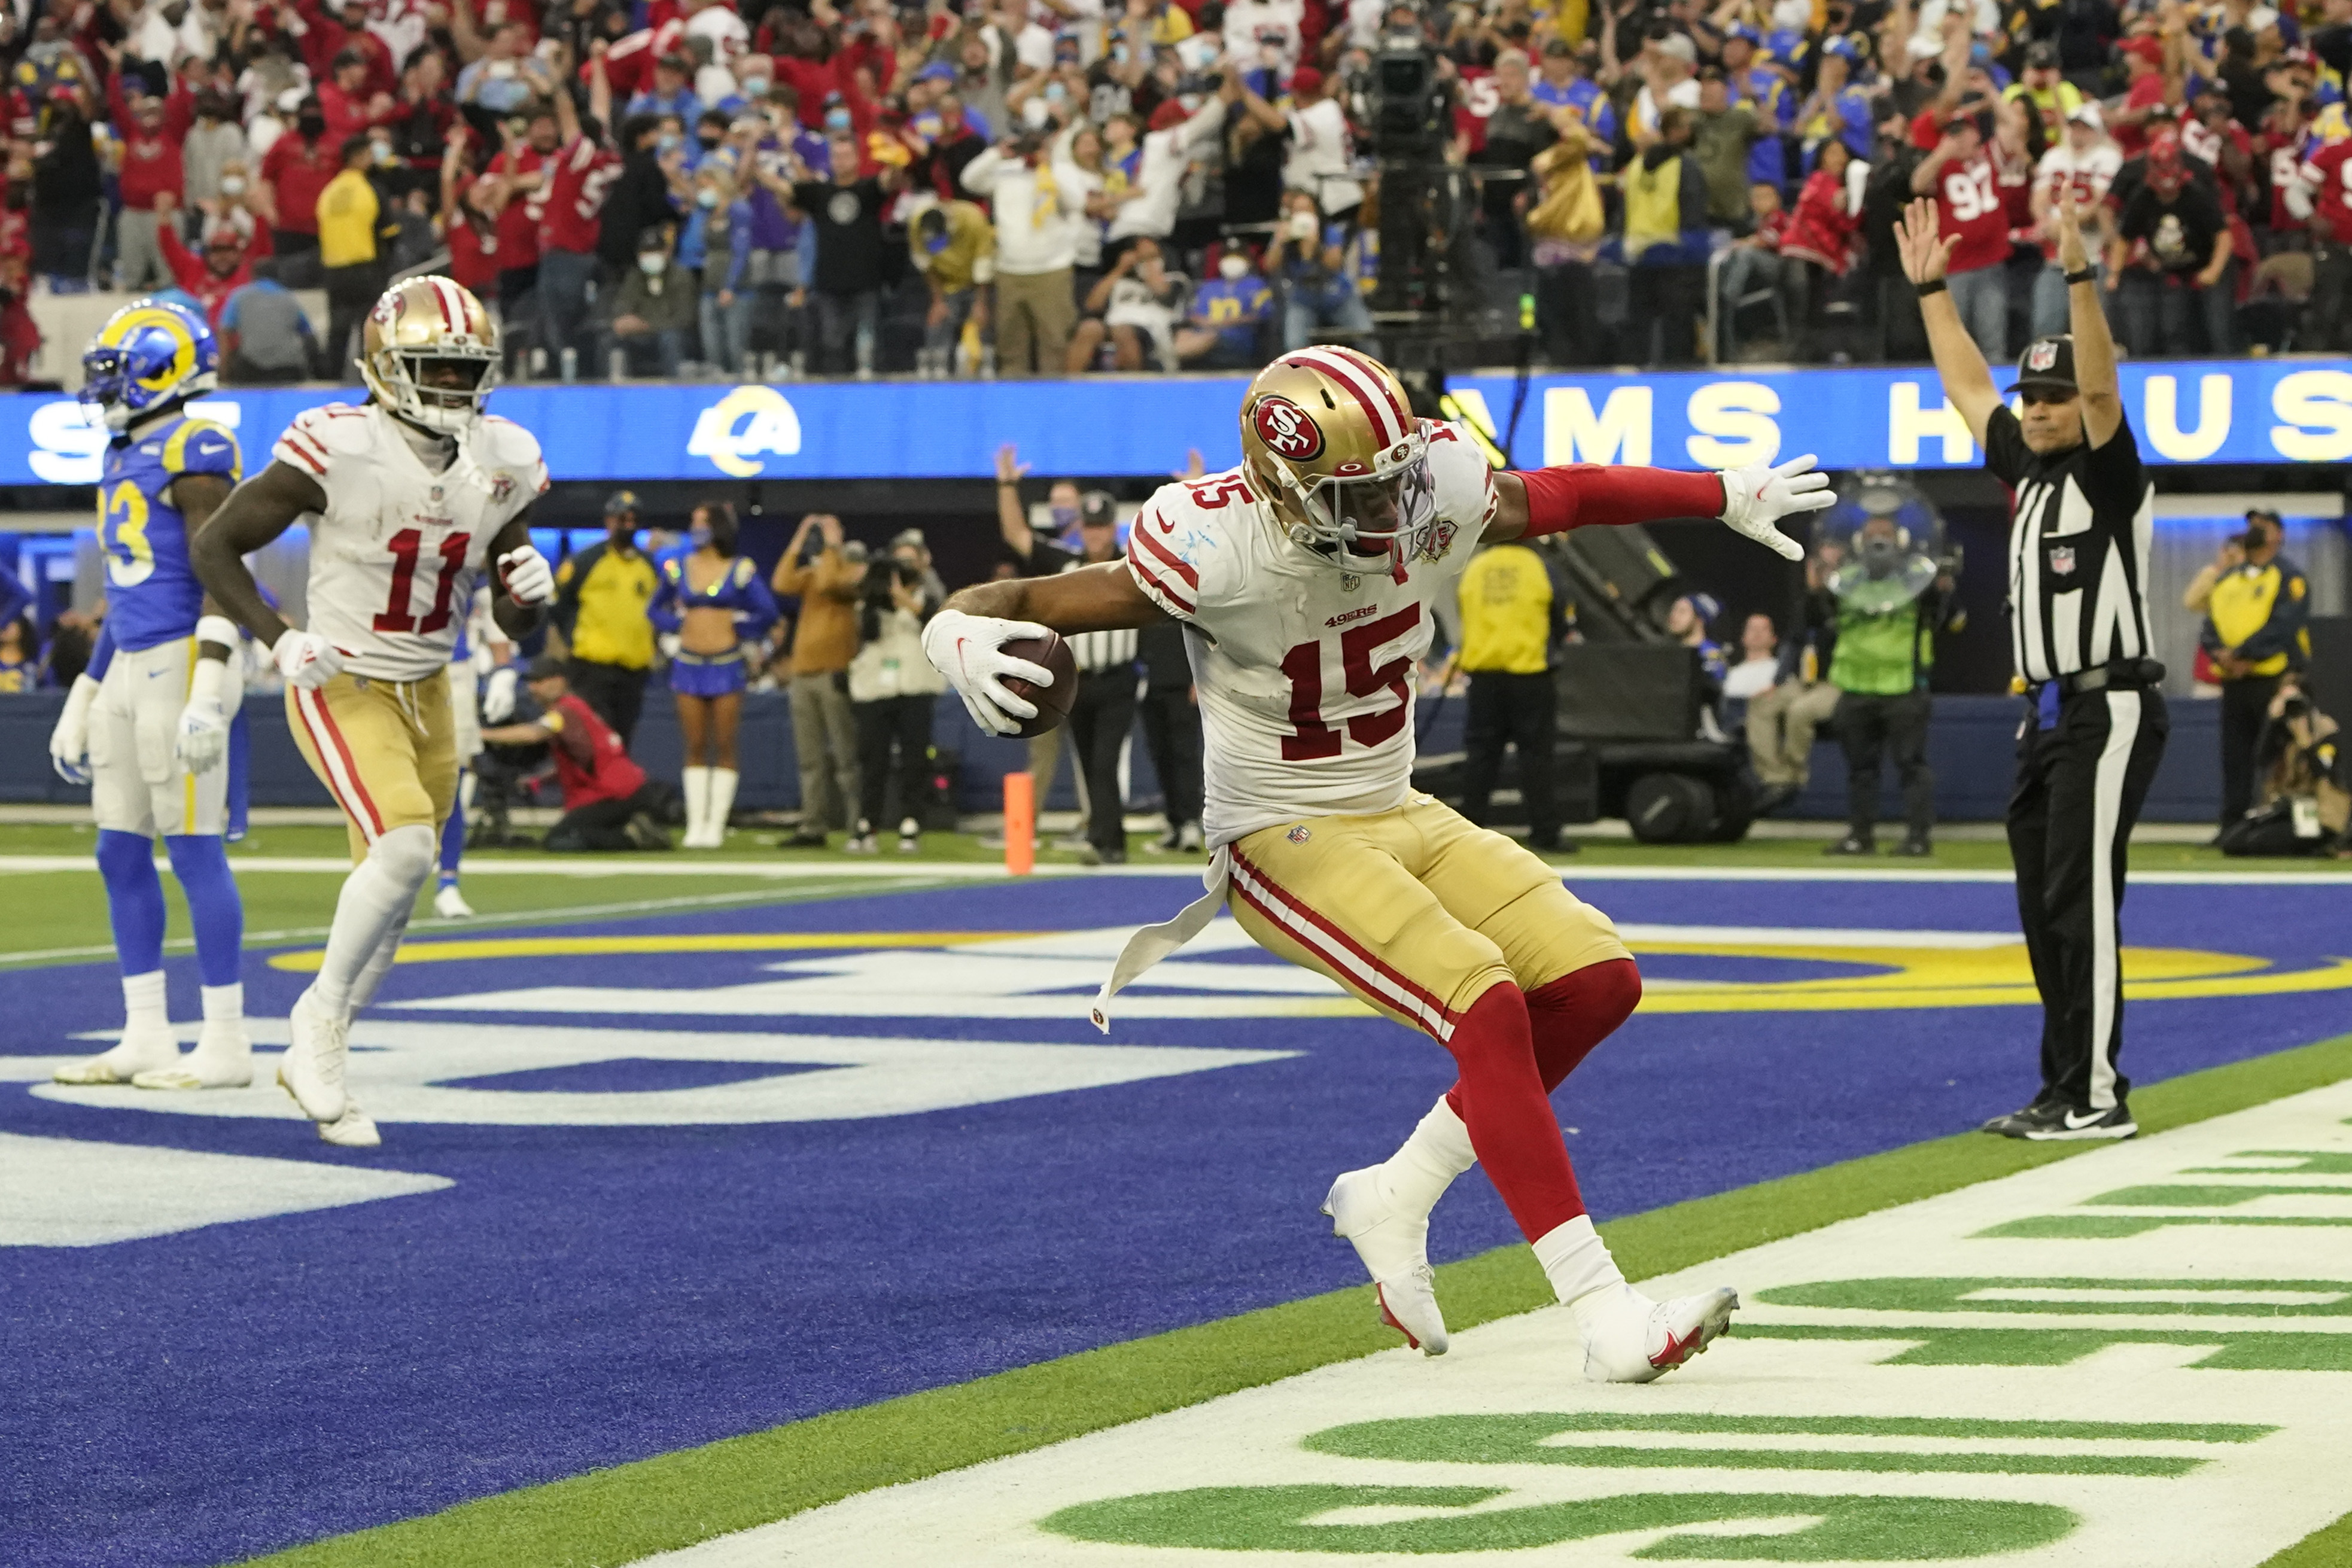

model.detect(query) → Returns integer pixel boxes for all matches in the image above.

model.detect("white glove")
[482,665,519,723]
[496,545,557,606]
[658,631,682,661]
[1716,453,1834,562]
[272,628,344,690]
[921,608,1055,738]
[49,672,101,785]
[174,653,233,774]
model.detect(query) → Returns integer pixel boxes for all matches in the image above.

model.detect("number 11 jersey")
[1124,420,1498,848]
[273,403,549,683]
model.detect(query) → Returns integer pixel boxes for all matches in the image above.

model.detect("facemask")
[373,141,397,165]
[640,253,668,275]
[299,112,326,136]
[658,131,682,153]
[1021,98,1051,129]
[1219,254,1249,280]
[824,108,853,132]
[1044,83,1066,105]
[1772,0,1809,26]
[741,78,769,97]
[1112,43,1130,63]
[220,175,245,196]
[1049,504,1079,532]
[1288,209,1317,240]
[696,186,720,207]
[914,112,942,137]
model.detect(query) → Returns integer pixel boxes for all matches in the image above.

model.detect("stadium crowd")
[0,0,2338,379]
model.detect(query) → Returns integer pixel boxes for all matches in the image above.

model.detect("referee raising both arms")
[1895,185,2167,1143]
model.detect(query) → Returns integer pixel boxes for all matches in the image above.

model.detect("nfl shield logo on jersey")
[2050,545,2076,576]
[1252,396,1324,461]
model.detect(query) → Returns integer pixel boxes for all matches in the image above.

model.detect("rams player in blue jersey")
[46,300,252,1090]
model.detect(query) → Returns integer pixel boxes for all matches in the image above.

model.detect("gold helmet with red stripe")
[359,275,500,434]
[1237,345,1435,566]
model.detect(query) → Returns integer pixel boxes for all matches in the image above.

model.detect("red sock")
[1526,958,1643,1092]
[1438,984,1586,1243]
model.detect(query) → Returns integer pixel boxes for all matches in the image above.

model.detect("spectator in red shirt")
[538,45,622,373]
[2110,35,2177,157]
[483,109,558,321]
[479,657,671,851]
[2292,132,2352,348]
[284,0,398,99]
[153,191,255,325]
[1909,111,2013,359]
[318,47,394,143]
[261,100,340,271]
[111,96,184,291]
[1781,136,1863,357]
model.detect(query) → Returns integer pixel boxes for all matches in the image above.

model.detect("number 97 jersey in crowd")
[1123,349,1499,849]
[271,401,548,682]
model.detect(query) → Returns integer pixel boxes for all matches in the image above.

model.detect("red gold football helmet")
[1237,345,1435,565]
[358,275,500,434]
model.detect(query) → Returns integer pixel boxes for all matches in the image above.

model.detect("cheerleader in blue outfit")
[652,503,780,848]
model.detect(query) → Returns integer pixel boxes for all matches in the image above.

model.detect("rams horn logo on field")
[2026,340,2059,372]
[1252,395,1324,461]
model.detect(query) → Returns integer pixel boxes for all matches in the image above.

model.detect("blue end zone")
[2,872,2348,1567]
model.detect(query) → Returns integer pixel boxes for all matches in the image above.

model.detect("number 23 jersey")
[273,403,549,682]
[1125,420,1497,847]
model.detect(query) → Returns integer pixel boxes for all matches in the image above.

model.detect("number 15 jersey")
[273,403,549,683]
[1125,421,1497,848]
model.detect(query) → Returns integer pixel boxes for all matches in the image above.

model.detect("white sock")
[199,982,244,1026]
[682,766,711,844]
[312,824,434,1020]
[1535,1214,1627,1309]
[121,970,168,1034]
[349,909,413,1015]
[1376,1095,1478,1217]
[707,768,738,842]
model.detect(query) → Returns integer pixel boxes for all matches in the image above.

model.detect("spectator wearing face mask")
[1283,65,1363,221]
[316,133,400,370]
[153,191,254,326]
[682,156,756,374]
[600,223,695,376]
[909,197,995,375]
[1068,235,1186,370]
[960,130,1081,376]
[1175,243,1274,368]
[182,91,248,211]
[1269,188,1372,349]
[261,96,340,272]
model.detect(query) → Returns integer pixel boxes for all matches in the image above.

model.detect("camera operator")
[2219,674,2347,857]
[847,548,948,855]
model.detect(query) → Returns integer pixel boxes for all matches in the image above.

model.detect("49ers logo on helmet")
[1252,395,1324,461]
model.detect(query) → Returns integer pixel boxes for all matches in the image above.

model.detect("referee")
[1896,187,2168,1142]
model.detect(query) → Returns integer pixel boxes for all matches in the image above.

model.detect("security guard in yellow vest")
[2197,509,2312,829]
[1456,541,1571,853]
[551,491,659,748]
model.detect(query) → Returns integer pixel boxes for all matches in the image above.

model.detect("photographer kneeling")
[2219,675,2348,857]
[480,658,672,852]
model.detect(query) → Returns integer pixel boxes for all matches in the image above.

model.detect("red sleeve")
[157,221,202,288]
[1510,465,1726,537]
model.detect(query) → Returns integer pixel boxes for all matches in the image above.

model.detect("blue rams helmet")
[80,299,220,433]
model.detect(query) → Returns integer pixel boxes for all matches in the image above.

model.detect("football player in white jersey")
[926,345,1831,1381]
[191,276,557,1147]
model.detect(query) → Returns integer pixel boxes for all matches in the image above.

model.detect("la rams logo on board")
[687,386,804,477]
[2026,340,2061,372]
[1252,395,1324,461]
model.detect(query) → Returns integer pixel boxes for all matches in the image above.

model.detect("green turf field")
[238,1028,2352,1568]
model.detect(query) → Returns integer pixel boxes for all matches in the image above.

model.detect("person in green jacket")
[1809,511,1964,857]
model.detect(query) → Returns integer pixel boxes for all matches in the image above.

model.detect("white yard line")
[643,1080,2352,1568]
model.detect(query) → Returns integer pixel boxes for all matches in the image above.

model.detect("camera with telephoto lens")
[1368,25,1452,157]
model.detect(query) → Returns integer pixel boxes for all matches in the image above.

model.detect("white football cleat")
[1573,1282,1740,1383]
[132,1024,254,1089]
[433,883,475,919]
[278,987,350,1124]
[53,1027,182,1085]
[318,1100,381,1148]
[1323,1167,1449,1356]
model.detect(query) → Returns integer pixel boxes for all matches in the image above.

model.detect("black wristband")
[1915,278,1948,298]
[2064,266,2097,285]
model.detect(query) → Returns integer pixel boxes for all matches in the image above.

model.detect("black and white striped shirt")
[1028,540,1140,674]
[1985,407,2155,684]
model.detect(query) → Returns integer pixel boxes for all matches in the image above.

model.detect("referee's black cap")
[2016,334,2078,397]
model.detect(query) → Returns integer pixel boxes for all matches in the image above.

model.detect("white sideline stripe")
[1613,924,2019,949]
[1227,855,1452,1040]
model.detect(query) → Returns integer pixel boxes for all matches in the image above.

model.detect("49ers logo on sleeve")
[1252,395,1324,461]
